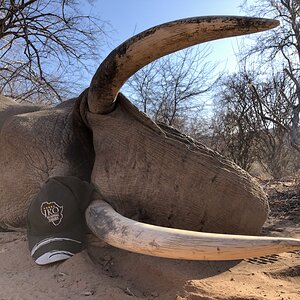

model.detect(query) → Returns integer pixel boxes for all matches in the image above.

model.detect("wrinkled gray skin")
[0,94,94,227]
[0,92,268,234]
[0,16,273,236]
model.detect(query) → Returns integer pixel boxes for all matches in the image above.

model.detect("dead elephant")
[0,16,299,261]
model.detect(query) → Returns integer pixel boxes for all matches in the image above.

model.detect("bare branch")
[0,0,108,103]
[126,45,216,131]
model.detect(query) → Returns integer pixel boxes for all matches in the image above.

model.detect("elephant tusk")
[88,16,279,114]
[85,200,300,260]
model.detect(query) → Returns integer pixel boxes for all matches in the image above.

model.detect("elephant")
[0,16,299,261]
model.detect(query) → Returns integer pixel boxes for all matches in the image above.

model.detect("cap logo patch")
[40,201,63,226]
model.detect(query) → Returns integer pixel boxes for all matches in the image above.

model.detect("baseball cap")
[27,176,94,265]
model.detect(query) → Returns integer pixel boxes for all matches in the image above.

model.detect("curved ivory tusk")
[88,16,279,114]
[86,200,300,260]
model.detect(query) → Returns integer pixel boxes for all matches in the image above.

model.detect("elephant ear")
[87,16,279,114]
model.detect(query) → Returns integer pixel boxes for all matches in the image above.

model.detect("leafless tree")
[125,45,216,133]
[211,70,259,172]
[213,65,294,178]
[242,0,300,152]
[0,0,107,103]
[246,69,292,178]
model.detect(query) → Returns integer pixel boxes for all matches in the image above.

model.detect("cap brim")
[28,229,85,265]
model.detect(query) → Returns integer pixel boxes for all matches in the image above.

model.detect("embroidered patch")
[40,201,63,226]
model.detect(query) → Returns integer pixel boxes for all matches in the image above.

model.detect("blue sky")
[94,0,255,70]
[98,0,247,45]
[85,0,260,113]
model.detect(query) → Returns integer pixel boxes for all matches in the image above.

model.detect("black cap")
[27,176,94,265]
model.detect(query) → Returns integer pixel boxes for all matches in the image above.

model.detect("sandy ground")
[0,181,299,300]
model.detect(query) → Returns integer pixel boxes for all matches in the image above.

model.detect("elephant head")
[1,16,299,260]
[83,16,300,259]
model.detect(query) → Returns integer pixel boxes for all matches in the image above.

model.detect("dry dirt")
[0,180,299,300]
